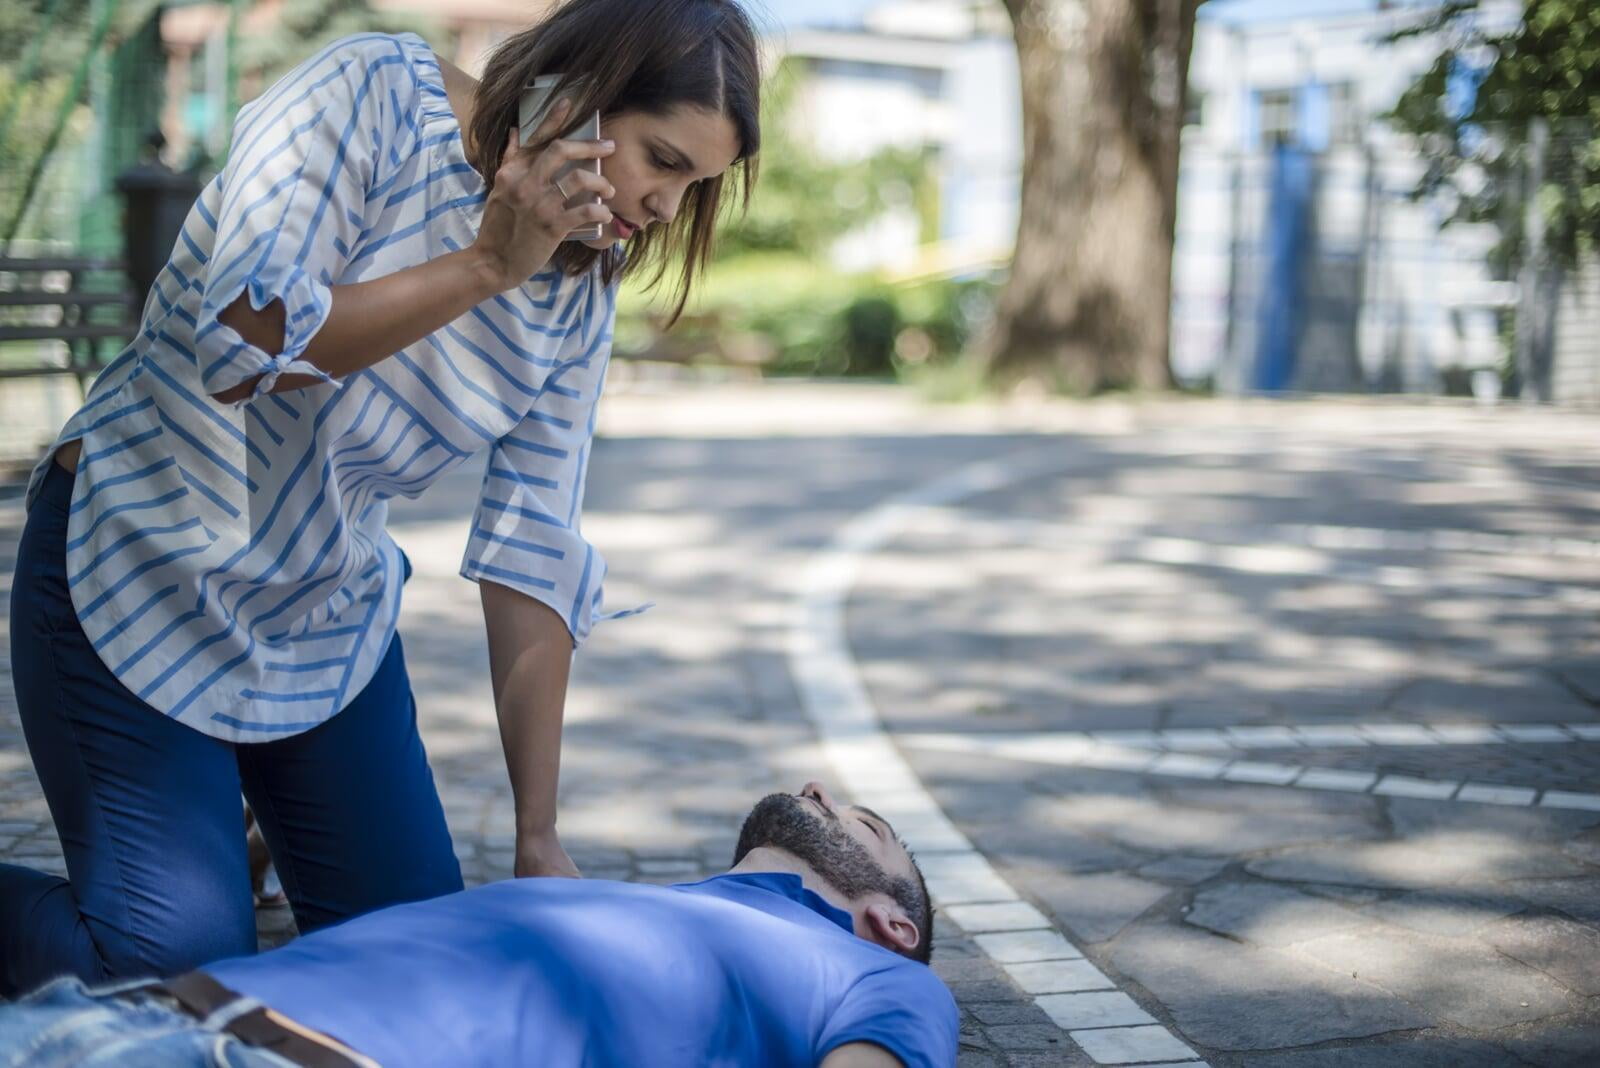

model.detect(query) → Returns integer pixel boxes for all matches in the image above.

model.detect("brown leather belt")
[117,970,372,1068]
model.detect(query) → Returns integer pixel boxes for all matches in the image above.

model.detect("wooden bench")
[0,257,136,390]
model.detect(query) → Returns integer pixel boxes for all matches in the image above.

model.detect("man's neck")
[725,849,857,926]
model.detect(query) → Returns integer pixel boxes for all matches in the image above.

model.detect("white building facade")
[773,1,1020,276]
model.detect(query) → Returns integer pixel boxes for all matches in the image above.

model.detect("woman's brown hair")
[467,0,762,326]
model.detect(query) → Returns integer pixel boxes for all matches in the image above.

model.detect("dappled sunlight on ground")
[2,387,1596,1063]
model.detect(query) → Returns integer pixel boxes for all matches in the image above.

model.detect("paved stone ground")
[3,384,1598,1067]
[844,401,1600,1066]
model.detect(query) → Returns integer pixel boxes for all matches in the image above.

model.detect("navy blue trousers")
[1,460,463,997]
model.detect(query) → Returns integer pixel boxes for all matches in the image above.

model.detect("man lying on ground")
[0,782,956,1068]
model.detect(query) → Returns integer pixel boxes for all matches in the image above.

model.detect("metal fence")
[1172,121,1600,406]
[1171,142,1504,397]
[1551,258,1600,406]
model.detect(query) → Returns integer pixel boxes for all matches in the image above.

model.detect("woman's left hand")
[516,824,581,879]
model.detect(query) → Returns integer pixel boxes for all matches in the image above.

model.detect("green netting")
[79,4,165,252]
[0,0,166,254]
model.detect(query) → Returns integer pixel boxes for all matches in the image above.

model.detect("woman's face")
[577,105,742,250]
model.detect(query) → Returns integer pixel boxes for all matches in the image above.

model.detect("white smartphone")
[519,74,603,242]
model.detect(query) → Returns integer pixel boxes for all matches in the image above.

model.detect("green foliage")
[618,250,997,378]
[619,54,969,378]
[0,0,433,243]
[0,70,83,243]
[900,352,994,403]
[715,58,937,259]
[1387,0,1600,271]
[1,0,109,244]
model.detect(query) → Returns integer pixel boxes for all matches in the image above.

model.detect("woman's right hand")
[516,824,582,880]
[471,98,617,292]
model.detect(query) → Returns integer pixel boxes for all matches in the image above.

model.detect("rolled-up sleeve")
[819,967,960,1068]
[194,34,419,402]
[462,270,623,646]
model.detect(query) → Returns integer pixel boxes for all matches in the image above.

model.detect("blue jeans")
[0,459,463,997]
[0,976,295,1067]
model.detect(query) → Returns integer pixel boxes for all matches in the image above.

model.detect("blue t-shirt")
[206,873,958,1067]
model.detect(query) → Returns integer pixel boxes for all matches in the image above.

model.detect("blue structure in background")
[1253,145,1315,391]
[1244,72,1334,392]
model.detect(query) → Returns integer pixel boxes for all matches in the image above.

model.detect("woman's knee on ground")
[97,875,258,982]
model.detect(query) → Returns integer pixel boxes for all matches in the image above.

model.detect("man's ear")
[863,902,919,956]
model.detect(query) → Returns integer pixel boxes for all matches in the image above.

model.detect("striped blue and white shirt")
[26,32,624,742]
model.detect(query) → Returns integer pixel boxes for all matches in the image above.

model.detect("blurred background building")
[771,1,1016,276]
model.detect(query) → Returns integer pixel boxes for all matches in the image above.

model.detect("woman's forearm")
[212,246,504,403]
[481,580,575,835]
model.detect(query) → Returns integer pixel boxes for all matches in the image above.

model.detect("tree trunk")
[985,0,1198,393]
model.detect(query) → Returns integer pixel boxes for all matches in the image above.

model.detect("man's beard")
[732,793,900,901]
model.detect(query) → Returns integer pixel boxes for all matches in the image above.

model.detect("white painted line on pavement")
[1374,775,1461,800]
[1149,753,1229,779]
[1295,768,1380,792]
[1037,991,1157,1029]
[787,447,1199,1066]
[1427,724,1506,744]
[1158,729,1237,749]
[897,730,1591,809]
[1225,725,1300,747]
[976,929,1083,963]
[1541,791,1600,812]
[941,901,1053,933]
[1222,760,1303,785]
[1093,729,1165,747]
[1075,745,1161,772]
[1292,725,1371,746]
[1005,958,1115,995]
[1496,725,1576,744]
[1359,724,1440,746]
[1080,721,1594,752]
[1456,783,1539,806]
[917,852,1020,906]
[1070,1024,1201,1065]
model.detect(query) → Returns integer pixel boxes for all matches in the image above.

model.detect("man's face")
[732,782,916,899]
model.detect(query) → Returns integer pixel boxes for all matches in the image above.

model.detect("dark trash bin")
[115,151,201,315]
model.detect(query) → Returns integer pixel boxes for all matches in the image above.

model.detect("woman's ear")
[864,902,920,956]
